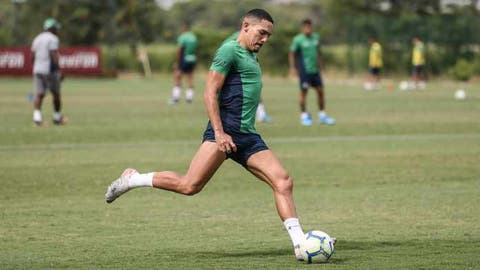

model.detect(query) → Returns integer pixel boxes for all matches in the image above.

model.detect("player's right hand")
[214,130,237,154]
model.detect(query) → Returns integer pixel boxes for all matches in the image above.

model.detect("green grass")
[1,74,479,269]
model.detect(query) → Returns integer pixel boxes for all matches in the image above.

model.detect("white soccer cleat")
[105,168,138,203]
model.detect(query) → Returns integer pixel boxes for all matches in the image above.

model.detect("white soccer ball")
[399,81,409,90]
[300,230,335,263]
[363,82,373,91]
[454,89,466,100]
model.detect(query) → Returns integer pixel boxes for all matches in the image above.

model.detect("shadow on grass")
[169,239,480,265]
[179,246,351,264]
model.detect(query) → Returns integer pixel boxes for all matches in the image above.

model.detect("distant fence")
[0,47,102,76]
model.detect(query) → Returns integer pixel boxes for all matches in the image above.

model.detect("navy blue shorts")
[412,65,424,74]
[202,124,269,167]
[299,72,323,91]
[179,61,196,73]
[369,67,381,75]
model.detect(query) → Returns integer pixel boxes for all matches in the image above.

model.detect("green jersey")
[177,31,197,63]
[210,40,262,134]
[289,33,320,74]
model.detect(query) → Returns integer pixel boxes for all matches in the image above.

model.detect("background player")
[410,36,426,90]
[365,37,383,90]
[169,23,198,104]
[106,9,320,261]
[289,19,335,126]
[31,18,66,126]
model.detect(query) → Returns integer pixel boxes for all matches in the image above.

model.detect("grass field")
[1,74,479,269]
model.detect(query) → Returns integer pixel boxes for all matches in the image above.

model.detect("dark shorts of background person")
[299,72,323,91]
[202,124,269,167]
[34,72,61,96]
[179,61,196,73]
[412,65,424,74]
[369,67,381,75]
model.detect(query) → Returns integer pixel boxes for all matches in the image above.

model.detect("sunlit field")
[1,74,479,269]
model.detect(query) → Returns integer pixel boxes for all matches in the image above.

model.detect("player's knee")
[274,175,293,195]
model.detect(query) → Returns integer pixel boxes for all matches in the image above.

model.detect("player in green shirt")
[289,19,335,126]
[106,9,324,261]
[170,24,198,104]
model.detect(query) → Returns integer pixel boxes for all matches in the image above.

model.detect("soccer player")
[223,31,272,123]
[365,37,383,90]
[289,19,335,126]
[170,23,198,104]
[31,18,66,126]
[411,36,426,90]
[106,9,320,261]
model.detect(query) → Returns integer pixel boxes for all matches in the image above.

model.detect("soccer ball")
[399,81,409,90]
[454,89,466,100]
[363,82,373,90]
[300,230,335,263]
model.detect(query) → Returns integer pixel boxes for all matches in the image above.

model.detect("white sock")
[172,86,181,100]
[301,112,309,120]
[33,110,42,122]
[128,172,154,188]
[53,112,62,121]
[319,111,327,118]
[418,81,426,89]
[185,88,194,101]
[283,217,305,247]
[408,81,415,90]
[256,103,266,120]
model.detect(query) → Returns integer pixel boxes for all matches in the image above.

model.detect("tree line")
[1,0,479,78]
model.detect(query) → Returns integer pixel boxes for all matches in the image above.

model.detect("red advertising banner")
[0,47,102,76]
[0,47,31,75]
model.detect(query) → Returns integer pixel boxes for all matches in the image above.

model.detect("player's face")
[302,24,312,36]
[246,19,273,53]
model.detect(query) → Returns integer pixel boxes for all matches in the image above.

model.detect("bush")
[449,59,474,81]
[194,28,231,69]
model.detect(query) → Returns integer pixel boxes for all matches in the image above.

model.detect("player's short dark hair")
[245,8,274,24]
[302,19,312,25]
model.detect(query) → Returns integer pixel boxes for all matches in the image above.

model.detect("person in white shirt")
[31,18,66,126]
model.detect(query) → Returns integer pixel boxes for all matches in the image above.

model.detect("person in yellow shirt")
[411,36,426,89]
[365,37,383,90]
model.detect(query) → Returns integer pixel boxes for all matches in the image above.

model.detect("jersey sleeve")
[177,35,183,47]
[48,36,59,51]
[209,43,235,75]
[289,36,299,52]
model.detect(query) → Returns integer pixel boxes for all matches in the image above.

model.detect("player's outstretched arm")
[288,51,297,77]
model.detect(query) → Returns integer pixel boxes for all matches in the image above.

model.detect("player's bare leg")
[185,72,194,103]
[105,141,225,202]
[52,92,66,125]
[246,150,304,260]
[299,90,312,126]
[33,93,45,125]
[151,141,224,194]
[315,87,325,112]
[315,87,335,125]
[170,70,182,104]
